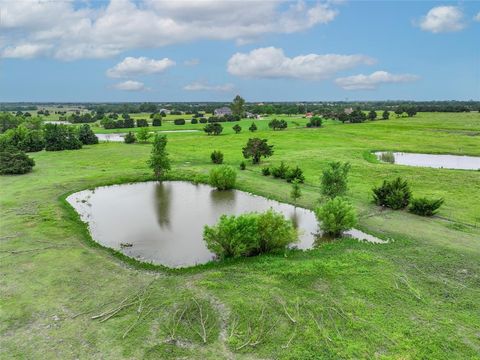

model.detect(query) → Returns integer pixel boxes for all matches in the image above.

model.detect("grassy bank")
[1,112,479,359]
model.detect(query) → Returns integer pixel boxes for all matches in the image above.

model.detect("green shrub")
[203,210,297,258]
[137,127,151,143]
[315,198,357,238]
[248,122,257,132]
[174,119,186,125]
[271,161,289,179]
[203,213,259,258]
[124,131,136,144]
[239,161,246,170]
[209,165,236,190]
[210,150,224,164]
[0,126,44,152]
[204,123,223,135]
[256,210,298,253]
[152,117,162,126]
[0,147,35,175]
[190,118,198,124]
[44,124,82,151]
[78,124,98,145]
[136,119,149,127]
[232,124,242,134]
[409,197,444,216]
[306,116,322,128]
[268,119,288,130]
[286,166,305,183]
[373,177,411,210]
[321,161,350,199]
[379,151,395,163]
[261,167,270,176]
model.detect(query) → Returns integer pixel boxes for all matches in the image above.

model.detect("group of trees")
[262,162,305,184]
[101,116,150,129]
[268,119,288,130]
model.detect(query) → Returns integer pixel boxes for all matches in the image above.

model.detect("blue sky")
[0,0,478,102]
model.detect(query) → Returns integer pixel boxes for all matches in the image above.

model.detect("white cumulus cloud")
[227,47,375,80]
[184,58,200,66]
[106,57,175,78]
[113,80,147,91]
[183,82,234,92]
[335,71,419,90]
[0,0,340,60]
[419,6,465,33]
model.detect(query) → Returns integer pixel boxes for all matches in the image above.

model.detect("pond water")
[375,152,480,170]
[96,130,200,142]
[67,181,386,268]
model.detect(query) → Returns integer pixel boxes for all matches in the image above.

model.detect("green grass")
[1,112,480,359]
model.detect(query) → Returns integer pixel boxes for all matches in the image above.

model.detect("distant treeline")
[1,101,479,114]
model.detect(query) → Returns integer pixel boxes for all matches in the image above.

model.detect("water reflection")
[154,182,171,229]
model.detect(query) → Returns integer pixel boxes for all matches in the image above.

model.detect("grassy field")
[1,112,479,359]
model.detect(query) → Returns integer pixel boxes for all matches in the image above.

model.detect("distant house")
[159,108,171,115]
[214,107,232,116]
[344,107,354,115]
[305,112,314,118]
[245,111,260,119]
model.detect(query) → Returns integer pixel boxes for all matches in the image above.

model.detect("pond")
[96,130,200,142]
[67,181,386,268]
[375,152,480,170]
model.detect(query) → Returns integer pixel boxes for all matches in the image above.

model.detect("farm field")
[1,112,480,359]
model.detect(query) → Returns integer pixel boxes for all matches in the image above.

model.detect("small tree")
[148,134,170,179]
[204,123,223,135]
[232,124,242,134]
[394,107,404,117]
[290,180,302,206]
[321,162,351,199]
[78,124,98,145]
[315,198,357,238]
[124,131,136,144]
[209,165,236,190]
[211,150,224,164]
[0,146,35,175]
[367,110,377,121]
[242,138,274,164]
[268,119,287,130]
[137,127,151,143]
[152,114,162,126]
[382,110,390,120]
[286,166,305,183]
[249,122,257,132]
[239,161,246,170]
[406,107,417,117]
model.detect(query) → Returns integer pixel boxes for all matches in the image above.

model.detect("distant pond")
[67,181,385,268]
[375,152,480,170]
[96,130,200,142]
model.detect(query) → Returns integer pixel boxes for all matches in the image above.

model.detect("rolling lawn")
[1,112,479,359]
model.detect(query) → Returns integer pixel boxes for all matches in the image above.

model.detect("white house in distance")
[214,107,232,116]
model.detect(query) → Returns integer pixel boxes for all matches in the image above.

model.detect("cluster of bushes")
[207,115,241,123]
[0,146,36,175]
[373,177,443,216]
[203,209,298,259]
[0,126,45,152]
[262,161,305,183]
[268,119,288,130]
[204,123,223,135]
[306,116,322,128]
[174,119,186,125]
[124,131,136,144]
[102,117,135,129]
[69,113,96,123]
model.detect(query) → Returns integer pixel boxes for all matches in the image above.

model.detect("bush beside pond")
[203,209,297,259]
[209,165,236,190]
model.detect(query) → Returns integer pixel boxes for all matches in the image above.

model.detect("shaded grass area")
[1,113,479,359]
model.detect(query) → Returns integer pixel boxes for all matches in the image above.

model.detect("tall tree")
[231,95,245,117]
[148,134,171,179]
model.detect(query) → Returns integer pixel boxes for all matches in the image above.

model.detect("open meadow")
[1,112,479,359]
